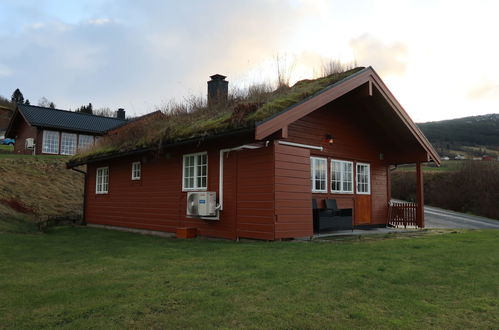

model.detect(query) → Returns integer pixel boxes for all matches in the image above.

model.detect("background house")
[5,105,127,155]
[68,67,440,240]
[0,105,13,138]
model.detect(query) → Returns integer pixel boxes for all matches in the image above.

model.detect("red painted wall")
[85,137,278,240]
[285,102,389,225]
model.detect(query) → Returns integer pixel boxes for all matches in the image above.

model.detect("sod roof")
[68,67,366,166]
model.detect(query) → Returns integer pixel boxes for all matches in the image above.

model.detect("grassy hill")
[0,150,83,226]
[418,113,499,158]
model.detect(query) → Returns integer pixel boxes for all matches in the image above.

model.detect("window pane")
[331,160,353,193]
[356,163,370,194]
[78,134,94,151]
[42,130,60,154]
[61,133,77,155]
[311,157,326,192]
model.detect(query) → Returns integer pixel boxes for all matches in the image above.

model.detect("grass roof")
[69,67,365,165]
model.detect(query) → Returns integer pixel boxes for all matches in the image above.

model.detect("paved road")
[424,205,499,229]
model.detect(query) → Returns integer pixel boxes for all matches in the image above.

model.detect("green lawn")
[1,226,498,329]
[395,160,466,173]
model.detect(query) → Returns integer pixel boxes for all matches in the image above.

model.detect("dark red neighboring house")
[5,105,127,155]
[68,67,440,240]
[0,105,13,137]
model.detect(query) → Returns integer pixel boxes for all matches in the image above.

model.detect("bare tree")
[38,97,56,108]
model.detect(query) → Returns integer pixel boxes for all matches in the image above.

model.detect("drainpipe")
[70,167,87,225]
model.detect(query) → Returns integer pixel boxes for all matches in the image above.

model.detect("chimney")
[117,108,125,119]
[207,74,228,106]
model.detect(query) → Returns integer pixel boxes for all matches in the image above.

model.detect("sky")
[0,0,498,122]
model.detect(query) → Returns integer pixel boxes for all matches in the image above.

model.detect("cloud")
[468,81,499,99]
[0,64,12,77]
[349,34,408,76]
[0,1,309,115]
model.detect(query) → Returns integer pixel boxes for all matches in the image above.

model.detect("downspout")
[70,167,87,225]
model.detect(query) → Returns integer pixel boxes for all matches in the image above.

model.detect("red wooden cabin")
[68,67,440,240]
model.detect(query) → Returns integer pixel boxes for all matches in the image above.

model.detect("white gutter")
[277,140,323,151]
[218,143,263,211]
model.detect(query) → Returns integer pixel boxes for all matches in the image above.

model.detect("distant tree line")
[418,114,499,148]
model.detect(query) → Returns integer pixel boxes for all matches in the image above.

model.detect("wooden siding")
[236,146,275,240]
[285,102,390,225]
[85,136,278,240]
[274,143,313,238]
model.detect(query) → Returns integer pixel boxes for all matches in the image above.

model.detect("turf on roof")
[69,67,365,164]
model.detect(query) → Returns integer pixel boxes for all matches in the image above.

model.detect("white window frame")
[310,157,327,193]
[356,162,371,195]
[78,134,94,151]
[60,132,77,155]
[42,130,59,154]
[131,161,141,180]
[96,167,109,194]
[331,159,354,194]
[182,152,208,191]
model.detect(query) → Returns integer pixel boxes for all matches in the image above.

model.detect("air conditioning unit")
[25,138,35,149]
[186,191,217,217]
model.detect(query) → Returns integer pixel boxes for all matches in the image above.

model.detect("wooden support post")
[416,162,424,228]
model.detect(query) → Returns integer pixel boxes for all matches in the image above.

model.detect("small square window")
[96,167,109,194]
[182,152,208,191]
[131,162,141,180]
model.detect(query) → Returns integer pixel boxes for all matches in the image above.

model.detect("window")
[42,130,59,154]
[96,167,109,194]
[78,134,94,151]
[131,162,141,180]
[183,152,208,190]
[356,162,371,194]
[310,157,327,193]
[331,159,353,193]
[60,133,77,155]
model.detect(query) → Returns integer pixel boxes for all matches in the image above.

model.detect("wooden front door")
[355,195,371,225]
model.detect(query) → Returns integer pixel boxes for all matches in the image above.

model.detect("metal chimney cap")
[209,74,227,80]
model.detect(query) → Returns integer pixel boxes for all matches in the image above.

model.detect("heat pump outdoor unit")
[186,191,217,217]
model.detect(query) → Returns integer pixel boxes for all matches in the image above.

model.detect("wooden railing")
[388,202,418,228]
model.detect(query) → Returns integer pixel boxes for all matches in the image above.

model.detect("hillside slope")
[0,156,84,219]
[418,113,499,157]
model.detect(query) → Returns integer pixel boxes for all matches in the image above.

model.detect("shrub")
[392,161,499,219]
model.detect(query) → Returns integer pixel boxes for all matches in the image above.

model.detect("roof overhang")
[255,67,441,165]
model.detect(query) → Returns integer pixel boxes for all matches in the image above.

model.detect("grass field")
[395,160,466,173]
[0,156,83,217]
[1,225,498,329]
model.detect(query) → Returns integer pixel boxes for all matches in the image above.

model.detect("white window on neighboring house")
[310,157,327,193]
[96,167,109,194]
[42,130,59,154]
[182,152,208,191]
[60,133,77,155]
[78,134,94,151]
[356,162,371,195]
[131,161,141,180]
[331,159,354,193]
